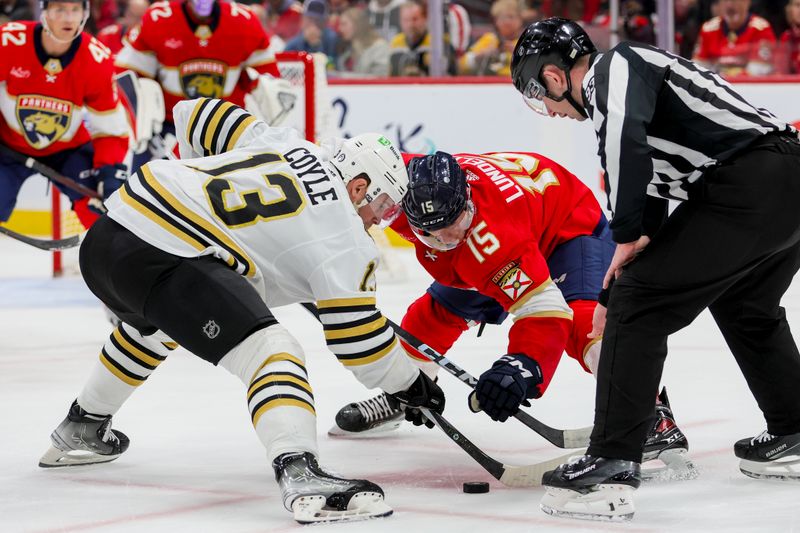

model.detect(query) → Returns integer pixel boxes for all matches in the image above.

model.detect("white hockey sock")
[219,324,318,462]
[77,324,173,415]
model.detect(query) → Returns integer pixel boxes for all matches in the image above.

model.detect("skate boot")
[328,392,404,437]
[39,400,129,468]
[641,387,697,480]
[273,451,393,524]
[540,455,641,522]
[735,430,800,480]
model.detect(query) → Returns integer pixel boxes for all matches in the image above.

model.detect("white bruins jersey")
[105,98,418,393]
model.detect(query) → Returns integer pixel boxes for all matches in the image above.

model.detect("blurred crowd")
[2,0,799,77]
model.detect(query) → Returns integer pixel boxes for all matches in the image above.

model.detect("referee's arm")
[593,51,660,243]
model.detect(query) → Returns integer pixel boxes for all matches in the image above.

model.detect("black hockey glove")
[387,371,445,429]
[474,354,543,422]
[88,164,129,215]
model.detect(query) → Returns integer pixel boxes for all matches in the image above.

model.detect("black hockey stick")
[419,408,579,487]
[0,144,101,199]
[0,225,81,251]
[300,302,591,448]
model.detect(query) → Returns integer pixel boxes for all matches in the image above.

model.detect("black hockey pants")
[588,133,800,463]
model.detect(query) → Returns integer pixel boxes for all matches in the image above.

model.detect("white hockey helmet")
[330,133,409,207]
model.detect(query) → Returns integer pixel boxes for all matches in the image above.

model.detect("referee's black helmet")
[511,17,596,97]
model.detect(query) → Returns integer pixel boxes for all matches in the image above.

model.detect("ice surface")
[2,237,799,533]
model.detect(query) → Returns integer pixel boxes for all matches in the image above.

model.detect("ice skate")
[273,451,393,524]
[540,455,641,522]
[328,392,404,437]
[735,430,800,480]
[641,387,697,481]
[39,400,129,468]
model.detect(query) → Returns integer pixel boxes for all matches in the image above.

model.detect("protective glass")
[46,3,84,20]
[364,192,403,229]
[409,200,476,251]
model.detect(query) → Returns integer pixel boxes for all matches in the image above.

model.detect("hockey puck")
[463,481,490,494]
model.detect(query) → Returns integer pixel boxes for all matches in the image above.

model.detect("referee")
[511,18,800,520]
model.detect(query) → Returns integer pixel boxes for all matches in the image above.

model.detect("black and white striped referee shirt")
[583,42,795,243]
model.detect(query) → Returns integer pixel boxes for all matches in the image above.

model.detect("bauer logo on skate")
[203,320,220,339]
[180,60,226,99]
[16,96,72,149]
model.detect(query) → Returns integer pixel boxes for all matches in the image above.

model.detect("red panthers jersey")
[394,151,602,312]
[116,1,280,121]
[693,15,776,76]
[394,152,605,392]
[0,22,129,166]
[96,22,141,56]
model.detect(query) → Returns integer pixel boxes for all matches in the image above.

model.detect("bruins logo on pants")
[16,95,73,149]
[179,59,226,99]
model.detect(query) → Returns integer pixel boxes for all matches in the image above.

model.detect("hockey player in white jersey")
[39,98,445,524]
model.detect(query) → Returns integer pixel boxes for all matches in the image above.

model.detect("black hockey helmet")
[511,17,596,116]
[404,152,469,232]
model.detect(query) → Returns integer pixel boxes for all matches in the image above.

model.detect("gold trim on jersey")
[508,278,554,314]
[139,166,257,277]
[336,337,398,367]
[318,297,377,310]
[251,398,315,425]
[512,310,574,321]
[323,315,387,341]
[225,114,256,151]
[583,336,602,358]
[119,184,208,253]
[202,100,236,153]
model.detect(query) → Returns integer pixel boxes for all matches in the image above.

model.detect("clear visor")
[363,192,403,229]
[410,201,475,251]
[521,77,550,116]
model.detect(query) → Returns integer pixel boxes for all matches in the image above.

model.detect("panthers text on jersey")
[104,97,418,394]
[115,1,280,122]
[393,152,605,391]
[0,21,129,166]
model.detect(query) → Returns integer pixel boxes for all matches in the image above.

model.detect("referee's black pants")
[588,134,800,463]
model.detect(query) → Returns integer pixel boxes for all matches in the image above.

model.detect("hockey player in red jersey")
[115,0,281,171]
[95,0,149,55]
[0,0,129,229]
[332,151,694,477]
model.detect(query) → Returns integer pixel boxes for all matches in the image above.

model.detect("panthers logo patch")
[16,95,73,149]
[180,60,226,99]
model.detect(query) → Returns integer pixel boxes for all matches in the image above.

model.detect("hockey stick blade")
[0,144,101,199]
[299,302,591,448]
[420,408,581,487]
[0,225,81,251]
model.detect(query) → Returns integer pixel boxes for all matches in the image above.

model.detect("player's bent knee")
[219,323,307,385]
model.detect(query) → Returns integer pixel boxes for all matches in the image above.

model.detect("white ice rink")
[2,237,800,533]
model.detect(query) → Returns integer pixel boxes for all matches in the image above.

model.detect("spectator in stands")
[285,0,339,66]
[96,0,149,55]
[519,0,543,25]
[459,0,523,75]
[336,6,390,75]
[368,0,404,42]
[389,0,455,76]
[675,0,703,58]
[329,0,360,32]
[622,0,655,44]
[265,0,304,41]
[693,0,776,76]
[775,0,800,73]
[0,0,33,23]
